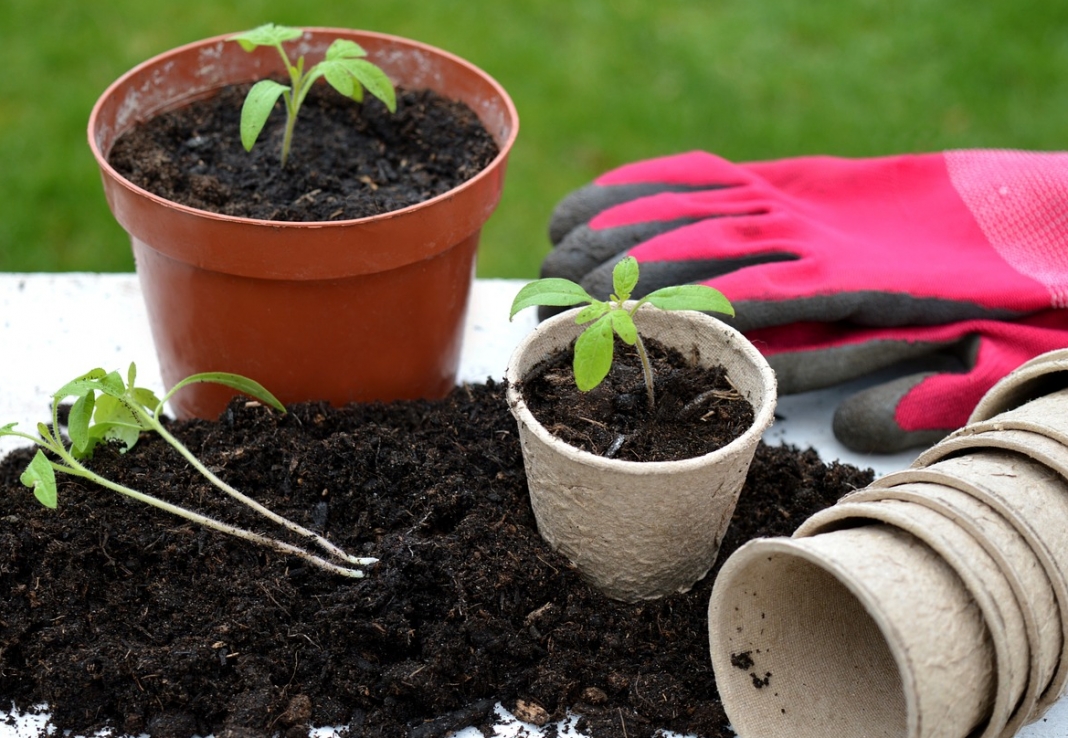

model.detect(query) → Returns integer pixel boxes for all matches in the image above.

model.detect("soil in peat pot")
[517,337,757,462]
[108,82,499,221]
[0,376,873,738]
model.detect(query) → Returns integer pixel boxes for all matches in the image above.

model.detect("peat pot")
[708,527,996,738]
[89,27,518,418]
[505,306,778,602]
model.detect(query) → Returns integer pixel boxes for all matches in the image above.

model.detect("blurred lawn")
[2,0,1068,278]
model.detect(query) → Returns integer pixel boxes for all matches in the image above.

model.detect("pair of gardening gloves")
[541,149,1068,454]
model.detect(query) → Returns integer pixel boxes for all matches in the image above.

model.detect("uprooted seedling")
[0,364,376,577]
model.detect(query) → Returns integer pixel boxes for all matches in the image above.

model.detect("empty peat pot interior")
[709,529,996,738]
[970,366,1068,422]
[712,554,905,736]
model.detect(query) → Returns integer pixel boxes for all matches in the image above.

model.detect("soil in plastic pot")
[107,82,499,222]
[0,380,872,738]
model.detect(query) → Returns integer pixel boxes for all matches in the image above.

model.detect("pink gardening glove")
[748,311,1068,452]
[544,150,1068,332]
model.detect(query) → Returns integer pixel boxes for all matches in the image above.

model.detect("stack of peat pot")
[708,349,1068,738]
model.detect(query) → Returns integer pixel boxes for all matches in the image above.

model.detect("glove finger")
[551,162,777,245]
[549,188,792,291]
[595,150,755,187]
[831,313,1068,453]
[541,218,702,284]
[580,253,797,317]
[549,182,708,245]
[832,374,953,454]
[585,186,781,230]
[752,322,971,394]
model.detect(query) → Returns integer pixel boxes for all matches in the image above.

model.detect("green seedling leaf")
[325,38,367,61]
[345,59,397,112]
[240,80,289,151]
[67,390,95,455]
[610,309,637,345]
[21,450,57,508]
[76,367,108,383]
[1,422,18,434]
[612,256,640,301]
[230,23,303,50]
[573,315,615,391]
[321,60,360,100]
[132,387,162,412]
[164,372,286,413]
[53,368,124,403]
[510,279,594,319]
[642,284,735,316]
[574,300,610,325]
[88,394,147,453]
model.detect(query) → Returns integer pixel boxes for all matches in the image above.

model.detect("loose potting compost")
[0,381,873,738]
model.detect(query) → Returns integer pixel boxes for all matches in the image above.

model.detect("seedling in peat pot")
[510,256,735,409]
[230,23,397,167]
[0,364,377,577]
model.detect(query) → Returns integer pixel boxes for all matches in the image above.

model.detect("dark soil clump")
[519,337,756,462]
[0,381,873,737]
[108,82,499,221]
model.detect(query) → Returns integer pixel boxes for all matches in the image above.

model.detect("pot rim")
[87,26,519,231]
[505,304,778,471]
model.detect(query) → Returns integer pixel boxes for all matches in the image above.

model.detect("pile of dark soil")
[108,82,499,222]
[0,380,872,738]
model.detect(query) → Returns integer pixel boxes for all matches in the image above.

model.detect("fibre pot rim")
[505,304,778,471]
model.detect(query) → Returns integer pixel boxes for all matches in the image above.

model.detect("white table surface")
[1,273,1065,737]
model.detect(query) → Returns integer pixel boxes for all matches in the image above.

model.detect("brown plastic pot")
[88,28,518,418]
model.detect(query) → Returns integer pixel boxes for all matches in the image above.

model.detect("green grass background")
[3,0,1068,278]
